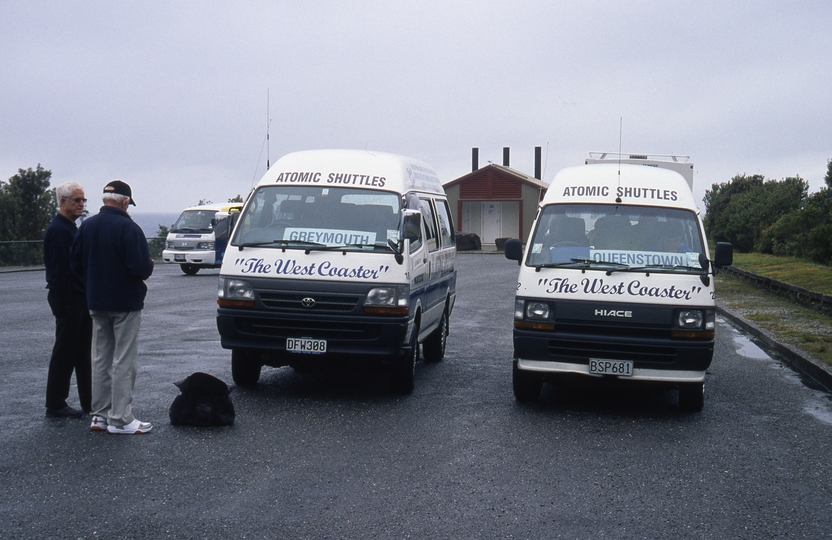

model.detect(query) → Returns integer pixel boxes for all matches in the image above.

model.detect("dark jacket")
[71,206,154,312]
[44,213,85,298]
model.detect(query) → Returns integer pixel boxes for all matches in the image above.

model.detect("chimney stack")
[534,146,542,179]
[503,147,510,167]
[471,148,479,172]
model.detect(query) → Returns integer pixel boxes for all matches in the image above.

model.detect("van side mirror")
[402,211,421,242]
[713,242,733,269]
[504,238,523,264]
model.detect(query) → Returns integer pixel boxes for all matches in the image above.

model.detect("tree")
[826,158,832,189]
[762,189,832,264]
[704,174,806,252]
[228,194,244,203]
[0,165,54,241]
[148,224,169,259]
[703,174,764,243]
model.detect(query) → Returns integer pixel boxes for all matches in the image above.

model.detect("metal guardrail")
[721,265,832,316]
[0,238,166,268]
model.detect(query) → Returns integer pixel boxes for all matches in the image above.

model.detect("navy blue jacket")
[44,213,85,298]
[71,206,154,312]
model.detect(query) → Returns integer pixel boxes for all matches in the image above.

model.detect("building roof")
[444,163,549,191]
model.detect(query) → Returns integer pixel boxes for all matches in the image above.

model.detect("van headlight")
[514,298,555,331]
[197,242,215,250]
[672,309,715,339]
[364,284,409,315]
[217,277,255,308]
[525,301,551,320]
[676,310,703,329]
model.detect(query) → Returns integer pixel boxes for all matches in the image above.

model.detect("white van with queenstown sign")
[505,154,732,411]
[162,203,242,275]
[216,149,457,393]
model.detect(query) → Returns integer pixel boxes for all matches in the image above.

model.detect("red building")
[444,147,548,247]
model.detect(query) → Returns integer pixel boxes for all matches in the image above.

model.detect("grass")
[729,252,832,295]
[718,251,832,366]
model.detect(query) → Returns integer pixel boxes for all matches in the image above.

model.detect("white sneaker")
[90,415,107,432]
[106,419,152,434]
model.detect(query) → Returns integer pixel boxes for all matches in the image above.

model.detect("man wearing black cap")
[71,180,155,434]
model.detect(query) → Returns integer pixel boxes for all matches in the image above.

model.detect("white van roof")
[258,149,445,196]
[543,163,698,210]
[180,203,243,213]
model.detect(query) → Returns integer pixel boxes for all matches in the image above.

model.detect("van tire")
[423,310,448,363]
[679,382,704,412]
[231,348,261,387]
[180,264,199,275]
[391,329,418,394]
[513,361,543,402]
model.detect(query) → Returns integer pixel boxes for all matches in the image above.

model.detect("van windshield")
[171,209,217,233]
[527,204,706,272]
[232,186,401,251]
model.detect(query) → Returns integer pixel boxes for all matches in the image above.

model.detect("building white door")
[481,201,519,243]
[461,201,520,244]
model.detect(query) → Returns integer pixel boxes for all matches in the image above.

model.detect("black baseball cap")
[103,180,136,206]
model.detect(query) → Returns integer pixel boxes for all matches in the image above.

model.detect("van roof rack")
[588,152,691,163]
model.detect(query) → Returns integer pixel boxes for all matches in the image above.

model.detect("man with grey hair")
[71,180,155,434]
[43,181,92,418]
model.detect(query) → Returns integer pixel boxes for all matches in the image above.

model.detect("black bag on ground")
[169,372,235,426]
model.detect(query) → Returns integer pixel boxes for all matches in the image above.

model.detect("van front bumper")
[513,328,713,383]
[217,308,411,358]
[162,249,218,266]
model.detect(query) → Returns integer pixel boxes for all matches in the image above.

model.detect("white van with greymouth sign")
[216,149,456,393]
[505,154,732,410]
[162,203,242,275]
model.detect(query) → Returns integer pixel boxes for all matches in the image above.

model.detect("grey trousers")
[89,310,142,428]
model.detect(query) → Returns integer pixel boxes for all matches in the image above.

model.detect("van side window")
[419,198,438,252]
[408,216,423,254]
[434,199,455,248]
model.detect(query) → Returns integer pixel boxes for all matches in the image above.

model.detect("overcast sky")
[2,1,830,216]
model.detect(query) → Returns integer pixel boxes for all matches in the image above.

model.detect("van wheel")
[231,348,261,387]
[679,382,704,412]
[513,361,543,402]
[180,264,199,275]
[423,311,448,363]
[391,329,418,394]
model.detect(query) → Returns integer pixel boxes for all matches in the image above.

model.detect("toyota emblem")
[301,297,316,308]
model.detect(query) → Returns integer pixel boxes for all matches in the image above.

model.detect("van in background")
[162,203,242,275]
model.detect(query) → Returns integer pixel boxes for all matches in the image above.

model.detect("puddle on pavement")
[719,317,832,426]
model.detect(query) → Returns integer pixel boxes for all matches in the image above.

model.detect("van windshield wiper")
[172,227,211,233]
[629,263,705,273]
[533,259,630,272]
[236,239,327,251]
[336,242,394,251]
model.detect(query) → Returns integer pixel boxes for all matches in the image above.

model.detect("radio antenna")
[615,117,623,203]
[266,88,271,170]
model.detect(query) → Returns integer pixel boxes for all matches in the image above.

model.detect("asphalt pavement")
[1,255,831,539]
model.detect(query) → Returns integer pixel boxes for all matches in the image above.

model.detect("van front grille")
[259,292,360,312]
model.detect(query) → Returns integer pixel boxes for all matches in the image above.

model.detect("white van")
[505,154,732,410]
[162,203,242,275]
[216,149,457,393]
